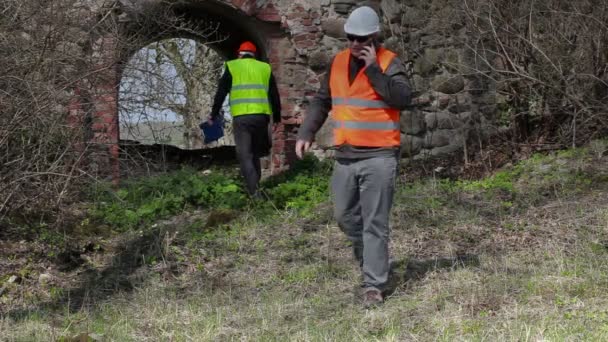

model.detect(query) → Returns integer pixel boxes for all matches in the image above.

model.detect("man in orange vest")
[206,41,281,197]
[295,6,411,307]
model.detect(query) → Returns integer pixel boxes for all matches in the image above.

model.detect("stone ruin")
[64,0,496,178]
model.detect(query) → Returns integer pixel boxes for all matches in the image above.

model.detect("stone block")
[457,111,477,127]
[333,2,355,14]
[402,6,425,27]
[444,49,463,73]
[400,109,426,135]
[308,51,330,72]
[424,130,451,148]
[431,74,465,94]
[430,143,463,157]
[383,37,408,60]
[432,93,450,110]
[321,18,346,39]
[411,75,430,93]
[435,112,463,129]
[381,0,402,23]
[424,111,437,130]
[413,56,436,76]
[314,116,335,149]
[400,133,424,157]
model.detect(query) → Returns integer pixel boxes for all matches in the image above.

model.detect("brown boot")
[362,288,384,308]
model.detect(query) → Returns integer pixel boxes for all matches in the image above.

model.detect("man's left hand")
[359,45,377,68]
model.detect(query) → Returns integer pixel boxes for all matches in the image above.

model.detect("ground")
[1,141,608,341]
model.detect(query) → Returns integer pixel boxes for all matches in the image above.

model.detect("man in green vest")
[206,41,281,197]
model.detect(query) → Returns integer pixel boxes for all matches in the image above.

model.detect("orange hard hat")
[238,41,257,54]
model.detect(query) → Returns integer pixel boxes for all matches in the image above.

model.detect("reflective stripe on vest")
[329,47,400,147]
[331,97,391,109]
[226,59,272,117]
[334,121,400,130]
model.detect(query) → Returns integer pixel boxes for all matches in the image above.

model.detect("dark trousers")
[233,114,271,195]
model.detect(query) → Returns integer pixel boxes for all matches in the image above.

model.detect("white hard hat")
[344,6,380,36]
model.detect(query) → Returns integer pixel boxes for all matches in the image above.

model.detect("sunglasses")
[346,34,372,43]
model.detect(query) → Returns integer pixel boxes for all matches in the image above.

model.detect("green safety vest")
[226,58,272,117]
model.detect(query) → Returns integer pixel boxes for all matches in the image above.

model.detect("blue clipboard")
[200,117,224,144]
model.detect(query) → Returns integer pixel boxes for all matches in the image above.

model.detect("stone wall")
[64,0,494,178]
[289,0,490,160]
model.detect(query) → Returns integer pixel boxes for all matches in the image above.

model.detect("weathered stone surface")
[431,74,465,94]
[458,111,476,126]
[430,143,463,156]
[383,37,408,60]
[411,75,429,93]
[402,6,425,27]
[411,94,432,108]
[321,18,346,38]
[432,93,450,110]
[444,49,463,73]
[400,109,426,135]
[435,112,463,129]
[320,35,345,55]
[413,55,436,76]
[424,111,438,130]
[315,116,335,148]
[425,130,451,148]
[425,48,444,66]
[381,0,402,23]
[333,3,355,14]
[308,50,330,72]
[420,33,446,48]
[448,98,471,113]
[400,133,424,157]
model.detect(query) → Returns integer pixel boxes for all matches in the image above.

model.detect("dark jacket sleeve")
[364,57,412,110]
[297,62,333,142]
[210,66,232,120]
[268,73,281,123]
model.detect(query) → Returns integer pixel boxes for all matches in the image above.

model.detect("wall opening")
[111,0,284,175]
[119,38,229,150]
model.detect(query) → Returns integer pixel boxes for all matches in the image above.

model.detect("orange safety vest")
[329,47,400,147]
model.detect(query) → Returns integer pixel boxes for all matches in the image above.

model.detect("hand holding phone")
[359,44,377,68]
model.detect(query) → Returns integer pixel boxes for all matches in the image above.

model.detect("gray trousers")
[331,155,398,291]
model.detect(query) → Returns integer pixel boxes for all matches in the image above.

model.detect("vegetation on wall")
[462,0,608,145]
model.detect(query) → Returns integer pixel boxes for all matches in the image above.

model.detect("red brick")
[258,13,281,22]
[92,122,107,131]
[273,140,285,149]
[296,40,315,48]
[102,114,116,124]
[282,117,302,125]
[293,34,309,42]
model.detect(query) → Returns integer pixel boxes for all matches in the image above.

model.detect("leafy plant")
[89,168,248,231]
[89,155,333,231]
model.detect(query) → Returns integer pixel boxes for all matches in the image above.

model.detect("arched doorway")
[84,0,292,178]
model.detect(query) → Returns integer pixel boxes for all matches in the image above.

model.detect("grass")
[1,142,608,341]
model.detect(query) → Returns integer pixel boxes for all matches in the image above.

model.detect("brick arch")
[77,0,303,180]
